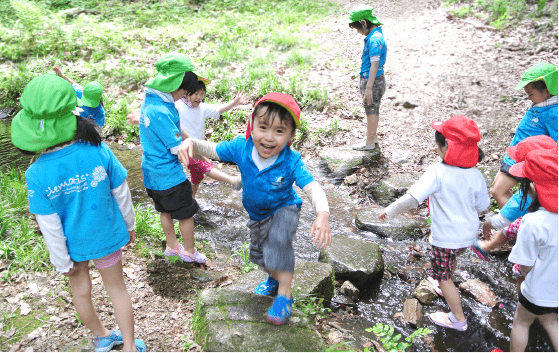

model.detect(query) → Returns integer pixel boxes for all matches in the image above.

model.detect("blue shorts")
[247,205,300,273]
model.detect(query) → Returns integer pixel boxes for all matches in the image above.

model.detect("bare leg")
[191,183,200,199]
[491,172,518,209]
[178,217,195,255]
[366,113,380,146]
[439,278,466,322]
[68,261,111,338]
[539,313,558,351]
[479,230,507,252]
[160,212,179,250]
[510,302,537,351]
[271,271,293,299]
[98,260,136,351]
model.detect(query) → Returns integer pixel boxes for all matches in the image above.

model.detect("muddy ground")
[1,0,557,351]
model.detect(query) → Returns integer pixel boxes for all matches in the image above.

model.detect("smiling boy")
[181,92,332,325]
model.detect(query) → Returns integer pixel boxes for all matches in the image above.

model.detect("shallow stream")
[0,119,553,352]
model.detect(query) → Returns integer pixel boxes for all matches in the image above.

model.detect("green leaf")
[9,181,23,190]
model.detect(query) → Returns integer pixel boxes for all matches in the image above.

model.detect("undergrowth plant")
[367,323,433,352]
[292,293,331,320]
[233,242,258,273]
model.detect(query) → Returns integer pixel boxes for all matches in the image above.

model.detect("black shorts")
[146,180,199,220]
[500,159,522,182]
[519,291,558,316]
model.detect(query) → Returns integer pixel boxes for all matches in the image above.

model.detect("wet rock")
[229,260,334,301]
[193,289,323,352]
[403,298,423,327]
[0,108,13,119]
[403,101,419,109]
[369,173,418,206]
[318,145,387,185]
[398,264,429,284]
[340,281,360,301]
[319,235,383,290]
[191,269,221,283]
[459,279,498,307]
[389,149,411,165]
[344,174,359,185]
[355,208,425,240]
[413,279,438,305]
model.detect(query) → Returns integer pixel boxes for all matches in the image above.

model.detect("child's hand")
[177,138,193,167]
[363,88,373,105]
[127,111,140,126]
[234,92,249,105]
[309,211,331,250]
[127,230,136,246]
[378,211,387,221]
[62,263,79,277]
[482,221,493,239]
[53,65,62,76]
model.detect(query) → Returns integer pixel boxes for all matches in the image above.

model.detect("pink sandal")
[164,245,207,264]
[429,311,468,331]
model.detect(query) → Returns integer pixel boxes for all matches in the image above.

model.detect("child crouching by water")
[11,74,145,352]
[181,93,332,325]
[379,115,490,331]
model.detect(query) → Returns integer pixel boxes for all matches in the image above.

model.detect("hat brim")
[506,145,518,161]
[431,121,444,132]
[515,79,532,91]
[145,72,184,93]
[509,161,526,178]
[78,96,100,109]
[11,109,77,151]
[260,99,301,129]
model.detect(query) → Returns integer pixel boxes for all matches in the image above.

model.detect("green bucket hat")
[145,53,195,93]
[78,81,103,108]
[11,74,77,152]
[348,4,383,26]
[515,62,558,96]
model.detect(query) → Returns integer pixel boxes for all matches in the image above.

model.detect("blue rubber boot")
[254,276,279,296]
[266,295,293,325]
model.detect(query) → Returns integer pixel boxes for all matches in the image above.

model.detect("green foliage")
[292,294,331,319]
[367,323,432,352]
[233,242,257,273]
[134,204,165,242]
[0,169,50,281]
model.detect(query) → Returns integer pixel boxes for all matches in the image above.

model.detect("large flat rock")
[193,289,323,352]
[319,234,383,290]
[228,260,334,301]
[318,145,387,184]
[355,208,426,240]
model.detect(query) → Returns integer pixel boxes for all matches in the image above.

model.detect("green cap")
[348,4,382,26]
[515,62,558,95]
[78,81,103,108]
[145,53,195,93]
[11,74,77,152]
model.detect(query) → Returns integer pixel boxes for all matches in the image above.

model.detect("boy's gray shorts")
[246,204,301,273]
[360,74,386,115]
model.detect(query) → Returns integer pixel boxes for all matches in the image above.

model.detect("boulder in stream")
[192,289,323,352]
[403,298,424,327]
[319,235,383,290]
[318,145,387,185]
[340,281,360,301]
[369,173,418,206]
[355,208,425,240]
[413,279,439,305]
[228,260,334,301]
[459,279,498,307]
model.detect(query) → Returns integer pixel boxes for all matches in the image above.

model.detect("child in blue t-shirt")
[182,93,332,325]
[491,63,557,208]
[348,4,387,151]
[139,53,207,264]
[11,74,145,352]
[53,65,106,128]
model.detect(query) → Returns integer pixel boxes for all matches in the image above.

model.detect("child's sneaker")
[164,245,207,264]
[135,339,146,352]
[266,295,293,325]
[254,276,279,296]
[94,330,123,352]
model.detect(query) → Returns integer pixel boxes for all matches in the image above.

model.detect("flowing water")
[0,118,553,352]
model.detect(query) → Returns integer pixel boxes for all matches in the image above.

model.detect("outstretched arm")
[303,181,331,249]
[53,65,76,85]
[219,92,249,114]
[379,193,419,221]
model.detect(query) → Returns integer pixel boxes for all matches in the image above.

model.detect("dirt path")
[2,1,557,352]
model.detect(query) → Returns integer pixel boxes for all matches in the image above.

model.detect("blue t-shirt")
[139,90,187,191]
[216,136,315,221]
[503,102,558,166]
[26,142,129,262]
[72,83,106,127]
[501,189,532,223]
[360,27,387,79]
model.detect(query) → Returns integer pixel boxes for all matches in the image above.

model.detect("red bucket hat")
[431,115,481,168]
[509,149,558,213]
[245,92,301,140]
[506,135,557,163]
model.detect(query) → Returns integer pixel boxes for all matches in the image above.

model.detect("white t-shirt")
[175,100,220,140]
[509,208,558,307]
[407,162,490,249]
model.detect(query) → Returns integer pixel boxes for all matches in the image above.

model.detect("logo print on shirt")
[143,115,150,128]
[529,116,539,127]
[91,166,108,187]
[40,119,45,131]
[272,176,286,188]
[28,190,34,198]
